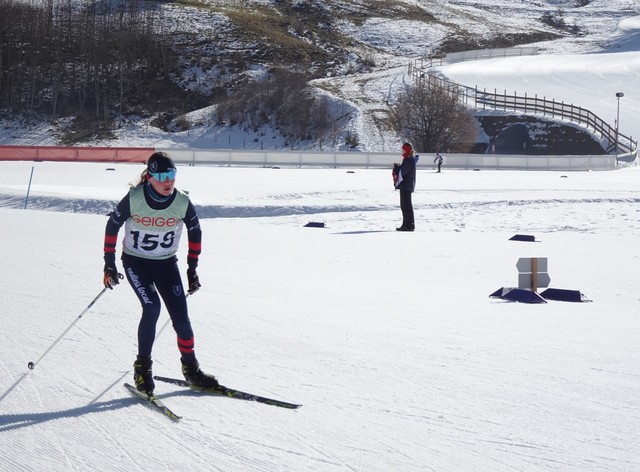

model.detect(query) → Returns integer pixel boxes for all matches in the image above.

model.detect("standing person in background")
[102,151,219,396]
[434,152,443,173]
[392,142,418,232]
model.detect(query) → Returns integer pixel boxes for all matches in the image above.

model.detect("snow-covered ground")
[1,161,639,471]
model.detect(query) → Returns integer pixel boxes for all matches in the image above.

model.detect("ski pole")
[27,287,109,370]
[154,291,191,341]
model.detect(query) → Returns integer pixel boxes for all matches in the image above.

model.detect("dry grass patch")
[327,0,437,26]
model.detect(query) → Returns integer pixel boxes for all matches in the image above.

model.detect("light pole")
[615,92,624,157]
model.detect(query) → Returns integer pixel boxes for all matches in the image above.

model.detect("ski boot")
[181,360,219,389]
[133,355,155,395]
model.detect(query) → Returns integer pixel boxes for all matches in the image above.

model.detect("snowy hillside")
[0,0,638,152]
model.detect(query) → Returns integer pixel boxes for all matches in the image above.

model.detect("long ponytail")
[131,169,148,188]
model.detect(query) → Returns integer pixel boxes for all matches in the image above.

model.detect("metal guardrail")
[408,53,638,162]
[158,148,615,171]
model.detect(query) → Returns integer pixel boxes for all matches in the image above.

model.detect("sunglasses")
[149,169,177,182]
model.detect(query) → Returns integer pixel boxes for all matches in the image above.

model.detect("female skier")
[102,152,218,395]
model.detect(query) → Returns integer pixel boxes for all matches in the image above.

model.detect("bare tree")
[0,0,175,125]
[389,79,477,153]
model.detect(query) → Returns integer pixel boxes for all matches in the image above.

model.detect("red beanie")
[402,143,412,154]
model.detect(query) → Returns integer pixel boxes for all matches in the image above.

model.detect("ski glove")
[187,268,201,294]
[103,265,122,289]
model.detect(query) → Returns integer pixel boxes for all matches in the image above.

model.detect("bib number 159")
[130,230,175,251]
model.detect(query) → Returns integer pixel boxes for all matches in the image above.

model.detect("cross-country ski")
[123,383,182,422]
[153,375,302,409]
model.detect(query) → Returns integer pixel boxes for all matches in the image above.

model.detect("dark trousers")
[399,190,414,229]
[122,254,196,363]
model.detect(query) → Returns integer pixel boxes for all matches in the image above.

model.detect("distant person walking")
[102,152,219,396]
[434,153,443,173]
[392,142,418,232]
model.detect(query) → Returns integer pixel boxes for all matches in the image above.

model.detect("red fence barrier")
[0,145,155,162]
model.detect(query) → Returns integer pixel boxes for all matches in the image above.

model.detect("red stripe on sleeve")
[104,235,118,253]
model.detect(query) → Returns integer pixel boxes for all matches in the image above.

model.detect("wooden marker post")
[516,257,550,293]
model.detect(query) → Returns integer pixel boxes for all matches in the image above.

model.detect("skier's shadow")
[0,398,133,432]
[0,371,191,432]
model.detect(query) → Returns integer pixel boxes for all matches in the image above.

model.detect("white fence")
[436,153,616,171]
[159,149,397,168]
[158,149,617,171]
[445,47,539,64]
